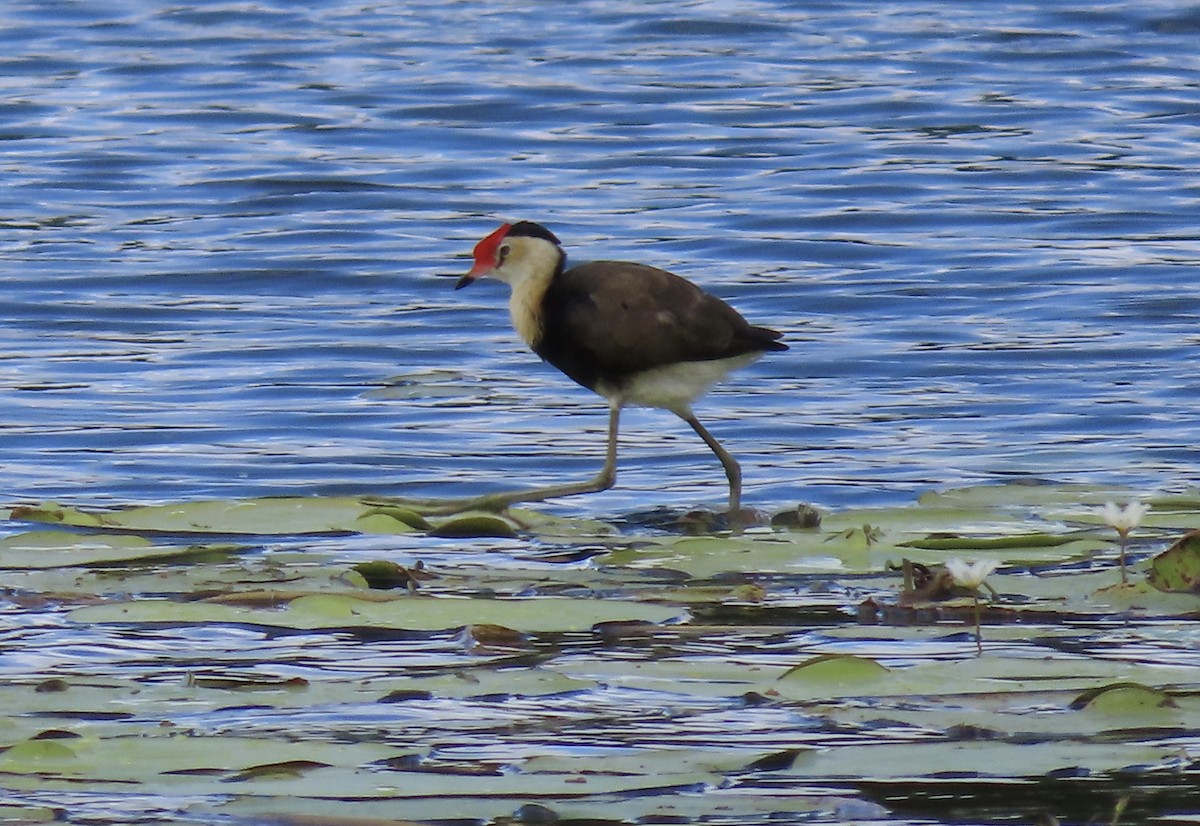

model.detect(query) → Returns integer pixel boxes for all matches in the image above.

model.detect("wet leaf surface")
[3,483,1200,824]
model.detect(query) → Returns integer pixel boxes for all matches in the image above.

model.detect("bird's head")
[455,221,564,290]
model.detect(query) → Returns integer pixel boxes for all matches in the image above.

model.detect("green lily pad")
[0,732,394,786]
[69,593,683,633]
[428,512,519,538]
[7,503,107,529]
[788,738,1172,780]
[6,482,1200,825]
[356,505,431,531]
[899,532,1080,551]
[10,497,396,536]
[917,483,1127,510]
[781,653,889,680]
[1148,530,1200,594]
[0,531,239,570]
[1070,682,1178,714]
[0,804,61,823]
[773,654,891,698]
[0,737,80,764]
[350,560,419,590]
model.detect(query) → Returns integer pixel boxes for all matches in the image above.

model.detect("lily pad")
[1070,682,1178,715]
[0,531,235,569]
[899,532,1080,551]
[69,593,683,633]
[774,654,891,699]
[11,497,402,536]
[6,482,1200,825]
[0,732,394,787]
[1148,530,1200,594]
[428,512,519,538]
[350,560,420,590]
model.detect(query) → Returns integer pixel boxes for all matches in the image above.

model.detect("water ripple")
[1,0,1198,517]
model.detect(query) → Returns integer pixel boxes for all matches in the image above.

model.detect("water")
[1,1,1199,515]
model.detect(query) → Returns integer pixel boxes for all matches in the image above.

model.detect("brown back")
[534,260,785,391]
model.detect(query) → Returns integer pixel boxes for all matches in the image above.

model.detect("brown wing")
[534,260,785,391]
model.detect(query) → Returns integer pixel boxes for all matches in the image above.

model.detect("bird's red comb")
[456,223,513,289]
[472,223,512,268]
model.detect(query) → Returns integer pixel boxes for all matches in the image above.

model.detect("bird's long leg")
[680,412,742,514]
[377,403,622,514]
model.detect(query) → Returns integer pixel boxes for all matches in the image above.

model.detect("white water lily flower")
[1101,500,1150,585]
[1101,501,1149,535]
[945,558,999,590]
[944,558,999,657]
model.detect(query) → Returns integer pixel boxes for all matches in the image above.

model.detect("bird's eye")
[497,244,511,264]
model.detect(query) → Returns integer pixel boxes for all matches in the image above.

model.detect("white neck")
[489,237,562,348]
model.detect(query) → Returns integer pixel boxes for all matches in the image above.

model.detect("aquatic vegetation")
[2,483,1199,824]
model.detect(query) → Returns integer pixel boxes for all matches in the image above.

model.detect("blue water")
[2,0,1199,516]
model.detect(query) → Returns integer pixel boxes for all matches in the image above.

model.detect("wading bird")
[455,221,786,513]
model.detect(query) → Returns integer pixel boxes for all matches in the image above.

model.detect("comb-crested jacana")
[455,221,786,513]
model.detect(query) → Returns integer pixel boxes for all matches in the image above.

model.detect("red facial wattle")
[456,223,512,288]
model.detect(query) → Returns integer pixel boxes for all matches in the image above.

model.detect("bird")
[454,220,787,514]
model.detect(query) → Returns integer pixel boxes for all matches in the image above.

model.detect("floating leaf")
[0,804,61,823]
[917,483,1122,510]
[356,505,431,531]
[10,497,423,537]
[0,738,79,765]
[1070,682,1178,714]
[0,530,237,570]
[774,655,891,698]
[428,513,518,538]
[900,532,1079,551]
[1148,530,1200,594]
[780,653,890,681]
[352,511,423,534]
[351,560,419,590]
[785,738,1172,780]
[0,734,393,787]
[225,759,332,782]
[69,594,683,633]
[6,482,1200,825]
[7,503,106,529]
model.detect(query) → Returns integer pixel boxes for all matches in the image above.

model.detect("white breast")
[597,352,762,415]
